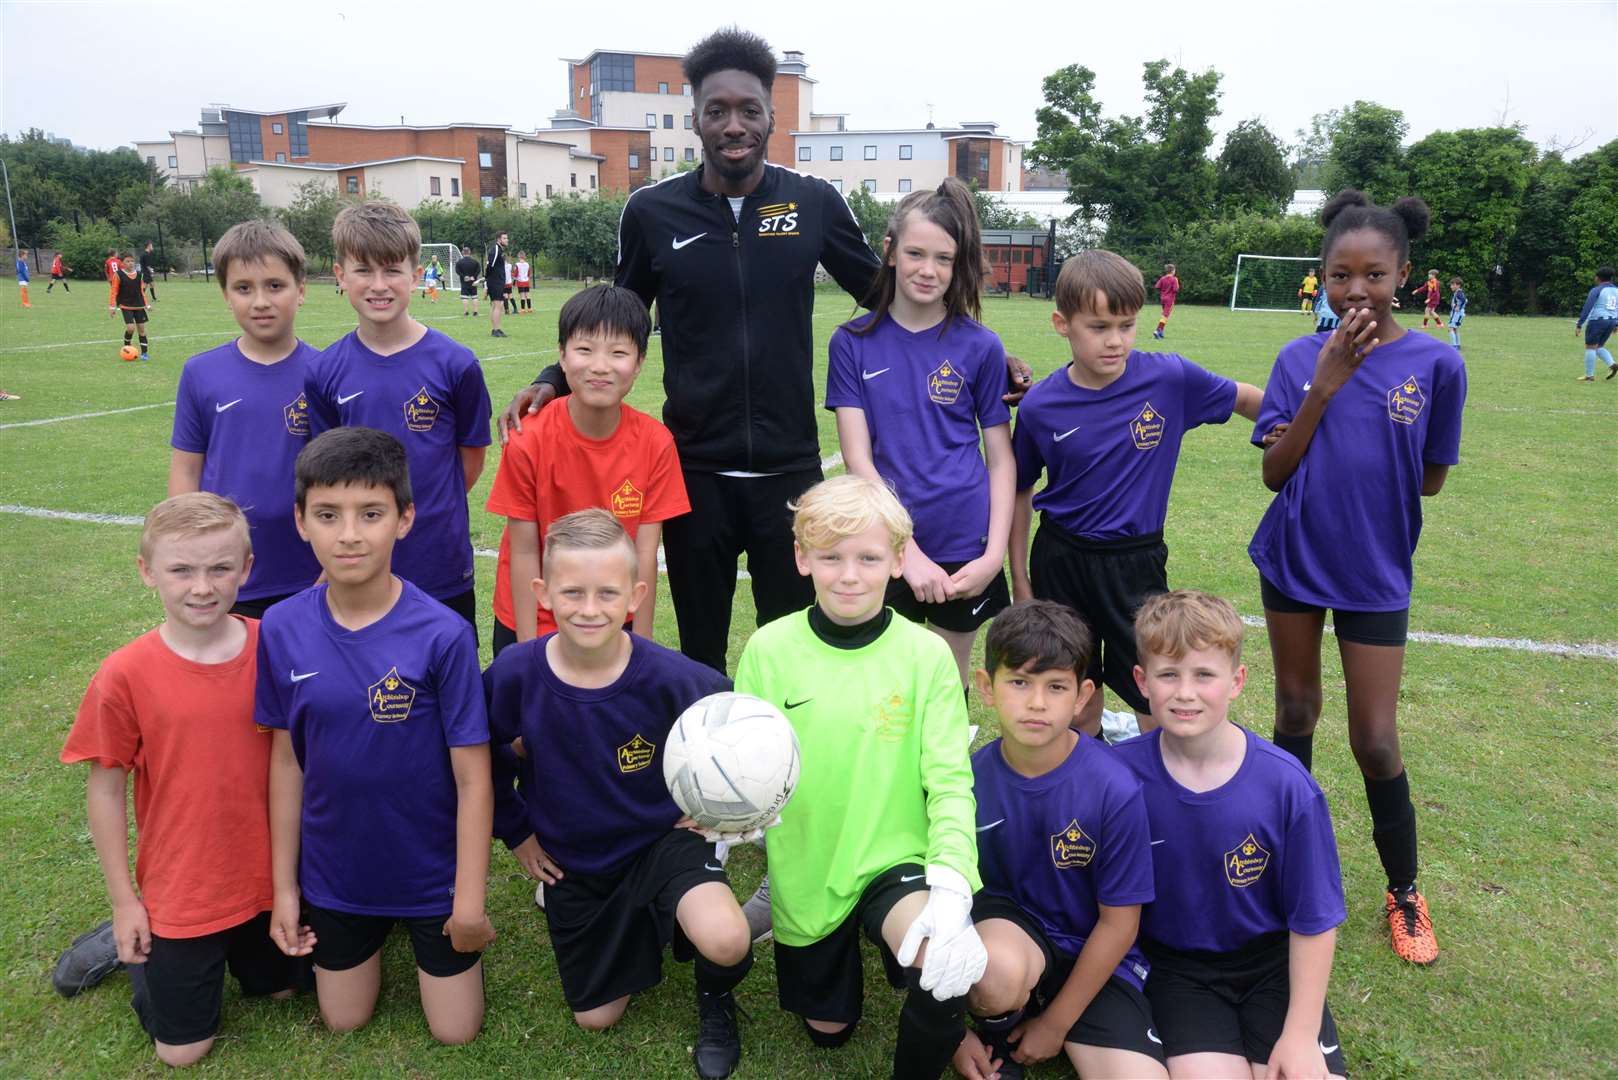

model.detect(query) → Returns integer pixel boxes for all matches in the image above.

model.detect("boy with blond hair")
[1009,251,1262,737]
[485,284,687,654]
[58,493,298,1066]
[1113,591,1346,1080]
[735,473,983,1080]
[303,201,492,630]
[170,219,321,617]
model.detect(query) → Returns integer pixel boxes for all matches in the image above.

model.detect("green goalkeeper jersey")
[735,609,980,947]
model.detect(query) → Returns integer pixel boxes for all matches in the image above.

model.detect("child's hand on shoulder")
[1265,1029,1330,1079]
[269,890,316,957]
[511,835,563,885]
[444,909,496,954]
[1311,307,1381,400]
[111,896,152,965]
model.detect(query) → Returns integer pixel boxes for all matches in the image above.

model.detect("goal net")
[419,243,462,292]
[1230,254,1319,312]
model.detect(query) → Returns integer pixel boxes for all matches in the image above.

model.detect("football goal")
[1230,254,1319,312]
[420,243,463,292]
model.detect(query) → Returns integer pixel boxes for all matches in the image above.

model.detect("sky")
[3,0,1614,161]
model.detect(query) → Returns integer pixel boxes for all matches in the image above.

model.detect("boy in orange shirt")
[57,493,299,1067]
[485,284,688,655]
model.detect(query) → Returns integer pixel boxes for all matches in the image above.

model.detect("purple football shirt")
[254,581,489,917]
[1012,352,1238,540]
[171,340,322,599]
[973,735,1155,988]
[1111,728,1347,952]
[1250,331,1467,610]
[826,314,1012,562]
[305,328,492,600]
[488,634,731,875]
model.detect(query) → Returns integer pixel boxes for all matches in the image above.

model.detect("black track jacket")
[537,165,879,473]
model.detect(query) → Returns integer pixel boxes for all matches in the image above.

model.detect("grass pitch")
[0,280,1614,1078]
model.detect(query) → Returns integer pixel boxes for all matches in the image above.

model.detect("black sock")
[893,973,965,1080]
[694,950,753,998]
[802,1017,856,1048]
[123,331,133,345]
[1272,730,1314,771]
[1364,770,1418,891]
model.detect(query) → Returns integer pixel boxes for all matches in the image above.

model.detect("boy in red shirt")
[57,493,299,1067]
[48,252,71,292]
[105,248,122,315]
[485,284,688,655]
[1152,262,1179,339]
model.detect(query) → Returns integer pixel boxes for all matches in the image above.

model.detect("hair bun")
[1319,189,1368,228]
[1391,196,1431,242]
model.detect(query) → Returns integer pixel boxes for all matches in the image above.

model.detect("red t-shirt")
[104,257,121,282]
[51,255,63,275]
[1421,280,1440,305]
[60,619,274,938]
[1155,274,1179,302]
[486,398,689,632]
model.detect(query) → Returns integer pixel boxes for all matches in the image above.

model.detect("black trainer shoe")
[1607,362,1617,380]
[491,328,507,338]
[52,921,122,997]
[694,989,742,1078]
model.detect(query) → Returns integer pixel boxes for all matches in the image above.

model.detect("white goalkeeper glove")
[894,865,986,1001]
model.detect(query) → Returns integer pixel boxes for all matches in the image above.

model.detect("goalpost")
[1230,254,1319,312]
[419,243,462,292]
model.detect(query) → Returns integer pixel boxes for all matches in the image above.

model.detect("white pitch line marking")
[0,314,472,355]
[4,503,1611,660]
[0,400,176,430]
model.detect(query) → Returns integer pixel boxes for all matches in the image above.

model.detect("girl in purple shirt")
[1250,190,1466,968]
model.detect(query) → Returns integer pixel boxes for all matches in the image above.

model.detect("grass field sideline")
[1,281,1614,1078]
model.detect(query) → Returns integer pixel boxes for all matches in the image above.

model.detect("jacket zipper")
[733,206,753,470]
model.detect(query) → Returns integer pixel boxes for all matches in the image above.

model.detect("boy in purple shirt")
[953,601,1164,1080]
[487,509,752,1079]
[304,201,492,630]
[170,220,322,617]
[258,427,495,1045]
[1009,251,1262,738]
[1114,591,1347,1080]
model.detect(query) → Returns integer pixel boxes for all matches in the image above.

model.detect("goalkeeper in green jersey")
[735,474,984,1080]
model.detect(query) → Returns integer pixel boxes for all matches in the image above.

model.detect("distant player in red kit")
[1153,263,1179,339]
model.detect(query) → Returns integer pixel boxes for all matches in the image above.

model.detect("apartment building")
[792,120,1024,195]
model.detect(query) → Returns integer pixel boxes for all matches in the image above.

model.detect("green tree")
[3,162,74,250]
[842,185,893,253]
[156,167,264,249]
[48,218,126,280]
[1322,101,1407,201]
[545,192,626,277]
[1290,109,1340,190]
[972,187,1039,230]
[279,181,353,269]
[1216,119,1294,216]
[1505,153,1576,312]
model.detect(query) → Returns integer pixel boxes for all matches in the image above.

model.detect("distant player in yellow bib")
[1298,268,1318,315]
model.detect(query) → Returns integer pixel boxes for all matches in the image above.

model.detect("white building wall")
[794,130,949,193]
[240,165,335,208]
[510,137,594,202]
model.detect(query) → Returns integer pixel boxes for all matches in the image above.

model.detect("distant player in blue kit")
[1573,264,1618,381]
[1009,250,1262,738]
[170,220,322,617]
[487,509,753,1078]
[1115,591,1348,1080]
[258,427,495,1044]
[827,176,1014,687]
[304,202,492,630]
[1252,190,1466,966]
[1446,277,1466,349]
[952,601,1164,1080]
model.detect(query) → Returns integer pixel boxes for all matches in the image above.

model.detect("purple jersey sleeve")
[971,333,1013,430]
[1252,343,1306,447]
[824,325,862,410]
[436,622,489,747]
[1422,349,1467,466]
[304,351,339,435]
[1180,356,1239,430]
[171,362,209,453]
[450,359,493,449]
[1094,781,1156,907]
[1282,789,1348,935]
[253,624,289,731]
[1012,409,1047,492]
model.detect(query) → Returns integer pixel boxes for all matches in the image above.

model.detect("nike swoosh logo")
[1302,381,1313,391]
[971,597,991,616]
[704,863,725,872]
[290,670,319,682]
[671,233,707,250]
[1319,1043,1339,1055]
[785,698,812,709]
[862,367,890,380]
[1151,839,1166,845]
[1147,1029,1162,1045]
[336,391,364,404]
[899,874,925,883]
[1053,425,1081,441]
[215,398,242,413]
[976,819,1005,832]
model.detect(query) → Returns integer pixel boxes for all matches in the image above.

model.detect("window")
[570,173,577,188]
[450,177,460,196]
[798,146,811,162]
[628,152,640,169]
[828,178,843,192]
[898,178,912,193]
[682,83,690,96]
[863,145,877,160]
[830,146,843,161]
[683,115,692,129]
[650,146,657,160]
[979,154,989,172]
[224,111,262,163]
[167,155,177,168]
[663,114,674,128]
[684,147,695,161]
[271,122,283,134]
[579,85,585,98]
[646,113,657,127]
[664,147,674,161]
[519,182,528,199]
[590,175,597,188]
[275,151,286,163]
[659,81,669,94]
[346,176,359,194]
[863,179,876,192]
[899,144,912,160]
[482,196,493,207]
[590,52,634,93]
[478,152,493,168]
[430,176,441,195]
[287,111,309,156]
[147,155,156,166]
[546,183,554,197]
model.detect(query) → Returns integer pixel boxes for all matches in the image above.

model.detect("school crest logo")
[927,360,964,405]
[1050,819,1095,869]
[403,387,440,432]
[367,666,416,723]
[1130,402,1165,450]
[616,733,656,774]
[283,393,310,437]
[1387,375,1425,425]
[1224,832,1270,887]
[873,691,913,741]
[756,201,800,237]
[610,479,644,518]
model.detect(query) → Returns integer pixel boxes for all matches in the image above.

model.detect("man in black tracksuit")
[500,33,880,676]
[485,230,508,337]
